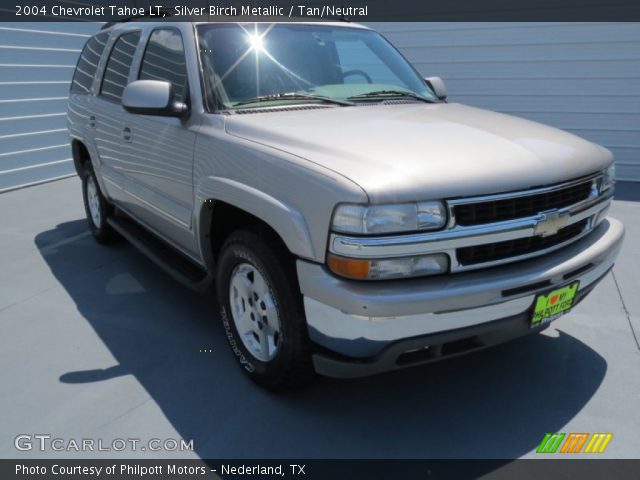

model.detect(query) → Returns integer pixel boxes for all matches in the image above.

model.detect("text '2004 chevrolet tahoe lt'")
[67,21,625,389]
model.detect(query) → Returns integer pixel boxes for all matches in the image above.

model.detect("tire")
[216,228,315,390]
[81,162,118,244]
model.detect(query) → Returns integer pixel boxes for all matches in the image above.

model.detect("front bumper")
[297,217,624,378]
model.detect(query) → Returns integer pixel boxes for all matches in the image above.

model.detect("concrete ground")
[1,177,639,460]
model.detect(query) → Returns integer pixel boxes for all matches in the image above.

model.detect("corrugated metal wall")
[0,22,100,192]
[1,22,638,192]
[372,22,640,181]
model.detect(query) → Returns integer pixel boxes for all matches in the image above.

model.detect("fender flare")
[196,176,317,264]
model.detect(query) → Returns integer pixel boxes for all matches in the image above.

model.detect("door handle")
[89,115,96,128]
[122,127,132,142]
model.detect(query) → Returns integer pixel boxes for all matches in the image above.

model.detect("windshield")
[196,23,437,109]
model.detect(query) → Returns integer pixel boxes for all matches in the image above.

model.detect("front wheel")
[216,229,314,390]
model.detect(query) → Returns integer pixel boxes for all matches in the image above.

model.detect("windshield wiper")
[347,90,437,103]
[233,92,355,108]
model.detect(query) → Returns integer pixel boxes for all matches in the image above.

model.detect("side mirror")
[424,76,447,100]
[122,80,188,118]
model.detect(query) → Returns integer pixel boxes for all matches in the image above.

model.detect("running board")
[107,216,213,293]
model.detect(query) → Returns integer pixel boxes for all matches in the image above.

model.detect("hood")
[225,102,611,203]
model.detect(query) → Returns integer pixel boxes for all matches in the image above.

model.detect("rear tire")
[216,228,315,391]
[81,163,118,244]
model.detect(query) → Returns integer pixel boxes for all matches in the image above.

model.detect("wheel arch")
[196,177,316,270]
[71,138,91,176]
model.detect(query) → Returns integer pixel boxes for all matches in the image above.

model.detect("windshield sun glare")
[196,23,436,109]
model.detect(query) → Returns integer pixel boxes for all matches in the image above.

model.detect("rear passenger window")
[71,31,109,94]
[139,29,188,102]
[100,31,141,102]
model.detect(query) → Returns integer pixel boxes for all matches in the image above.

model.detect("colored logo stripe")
[537,433,613,454]
[584,433,613,453]
[560,433,589,453]
[537,433,565,453]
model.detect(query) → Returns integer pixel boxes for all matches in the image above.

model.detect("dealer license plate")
[530,281,580,328]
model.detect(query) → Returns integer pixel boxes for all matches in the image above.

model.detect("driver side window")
[139,28,189,103]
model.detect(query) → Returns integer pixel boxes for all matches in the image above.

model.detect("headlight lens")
[327,253,449,280]
[601,163,615,192]
[332,201,446,235]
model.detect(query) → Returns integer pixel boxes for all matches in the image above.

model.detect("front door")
[121,27,198,256]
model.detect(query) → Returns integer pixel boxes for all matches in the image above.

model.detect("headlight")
[327,253,449,280]
[331,201,446,235]
[601,163,615,192]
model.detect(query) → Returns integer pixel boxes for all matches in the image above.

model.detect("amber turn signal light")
[326,253,371,280]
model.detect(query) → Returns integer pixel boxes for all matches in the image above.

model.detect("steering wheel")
[341,69,372,84]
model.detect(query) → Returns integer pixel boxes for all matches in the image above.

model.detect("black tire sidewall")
[81,163,113,242]
[216,232,309,388]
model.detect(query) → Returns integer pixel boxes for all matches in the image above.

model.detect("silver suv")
[67,21,624,389]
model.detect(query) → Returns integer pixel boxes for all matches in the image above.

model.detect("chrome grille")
[457,219,589,266]
[453,180,593,226]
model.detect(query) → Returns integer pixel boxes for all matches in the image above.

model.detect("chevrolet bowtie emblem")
[534,210,570,237]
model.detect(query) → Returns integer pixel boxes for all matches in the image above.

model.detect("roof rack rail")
[101,7,173,30]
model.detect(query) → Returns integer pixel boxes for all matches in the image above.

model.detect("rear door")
[92,30,142,209]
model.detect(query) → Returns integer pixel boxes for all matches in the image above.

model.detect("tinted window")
[100,31,141,102]
[71,31,109,94]
[139,29,188,102]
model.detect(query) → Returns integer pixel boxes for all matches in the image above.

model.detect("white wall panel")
[0,22,101,192]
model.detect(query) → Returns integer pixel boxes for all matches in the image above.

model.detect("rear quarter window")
[70,31,110,94]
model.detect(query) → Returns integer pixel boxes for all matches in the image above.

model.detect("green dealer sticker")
[531,281,580,327]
